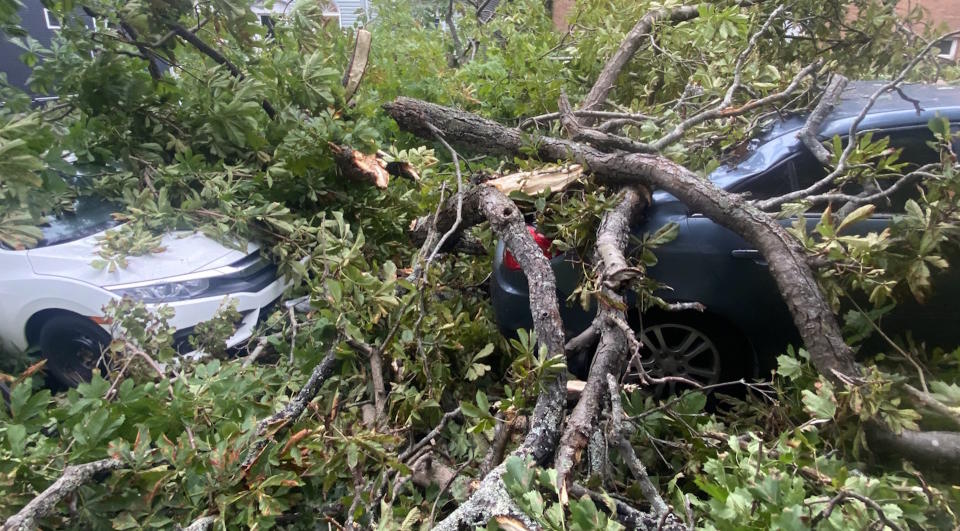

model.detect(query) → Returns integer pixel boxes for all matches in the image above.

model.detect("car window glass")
[738,125,955,214]
[36,195,122,247]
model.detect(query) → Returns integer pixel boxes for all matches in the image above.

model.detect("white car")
[0,195,288,386]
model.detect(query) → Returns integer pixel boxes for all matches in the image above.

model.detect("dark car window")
[736,125,957,214]
[36,195,121,247]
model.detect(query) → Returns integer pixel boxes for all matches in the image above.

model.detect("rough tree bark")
[383,97,861,385]
[2,458,124,531]
[579,5,701,113]
[554,188,645,500]
[417,184,569,529]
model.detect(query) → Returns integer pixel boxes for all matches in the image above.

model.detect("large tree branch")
[554,187,646,498]
[384,97,860,384]
[411,183,567,528]
[579,5,700,113]
[2,458,124,531]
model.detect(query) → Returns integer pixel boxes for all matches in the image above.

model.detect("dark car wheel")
[626,312,751,398]
[38,315,112,388]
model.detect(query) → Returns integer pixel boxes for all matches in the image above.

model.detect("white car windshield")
[37,196,121,247]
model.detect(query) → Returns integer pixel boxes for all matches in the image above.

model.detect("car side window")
[732,156,803,201]
[738,125,956,214]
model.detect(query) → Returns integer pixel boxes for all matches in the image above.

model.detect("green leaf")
[6,424,26,457]
[836,204,875,233]
[802,384,837,420]
[777,354,803,380]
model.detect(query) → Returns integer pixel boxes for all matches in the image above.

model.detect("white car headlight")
[110,278,211,303]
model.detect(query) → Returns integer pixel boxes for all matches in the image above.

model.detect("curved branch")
[797,74,849,165]
[241,341,339,470]
[384,97,860,384]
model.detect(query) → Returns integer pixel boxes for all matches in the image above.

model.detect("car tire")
[38,314,112,388]
[626,311,752,398]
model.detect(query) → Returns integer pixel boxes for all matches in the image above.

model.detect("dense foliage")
[1,0,960,529]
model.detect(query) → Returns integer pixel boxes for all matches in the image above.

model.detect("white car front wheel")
[38,314,111,388]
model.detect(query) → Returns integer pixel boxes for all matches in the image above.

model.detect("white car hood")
[27,230,257,287]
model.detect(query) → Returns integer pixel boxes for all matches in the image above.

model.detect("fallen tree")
[3,0,960,529]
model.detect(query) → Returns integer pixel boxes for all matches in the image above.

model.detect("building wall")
[0,0,86,94]
[901,0,960,62]
[901,0,960,31]
[551,0,575,30]
[336,0,368,28]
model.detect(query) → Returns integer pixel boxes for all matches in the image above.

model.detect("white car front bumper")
[157,273,290,353]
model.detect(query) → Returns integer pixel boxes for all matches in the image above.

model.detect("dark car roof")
[691,81,960,194]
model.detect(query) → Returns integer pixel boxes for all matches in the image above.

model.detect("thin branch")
[649,59,821,151]
[607,373,668,516]
[757,29,960,211]
[808,491,904,531]
[903,384,960,430]
[398,407,463,462]
[241,340,340,470]
[169,23,277,119]
[580,5,701,113]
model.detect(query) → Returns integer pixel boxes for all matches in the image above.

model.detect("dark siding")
[0,0,94,95]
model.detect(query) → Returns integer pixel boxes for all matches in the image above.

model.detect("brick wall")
[551,0,576,30]
[901,0,960,31]
[550,1,959,32]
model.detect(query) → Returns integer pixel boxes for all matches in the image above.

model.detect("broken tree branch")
[2,458,124,531]
[554,187,646,498]
[430,185,569,529]
[240,341,339,470]
[579,5,700,113]
[797,74,849,165]
[384,96,860,385]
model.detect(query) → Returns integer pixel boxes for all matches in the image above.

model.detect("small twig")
[242,336,270,368]
[427,460,473,527]
[808,491,904,531]
[288,306,298,364]
[903,384,960,430]
[607,373,669,516]
[398,407,463,462]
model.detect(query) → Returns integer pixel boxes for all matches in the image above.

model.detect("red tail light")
[503,226,556,271]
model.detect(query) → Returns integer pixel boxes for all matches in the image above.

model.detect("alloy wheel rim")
[635,323,722,396]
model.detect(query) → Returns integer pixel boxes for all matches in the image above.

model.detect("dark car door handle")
[731,249,767,265]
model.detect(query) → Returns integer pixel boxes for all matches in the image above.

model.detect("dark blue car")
[491,81,960,391]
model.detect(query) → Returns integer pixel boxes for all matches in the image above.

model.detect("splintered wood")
[484,164,583,195]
